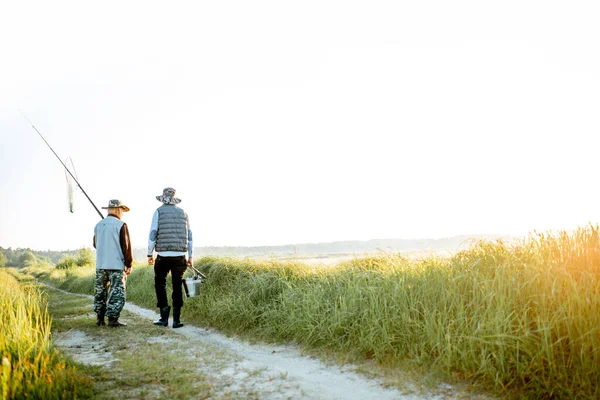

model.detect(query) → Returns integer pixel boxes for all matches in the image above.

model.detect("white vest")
[94,216,125,270]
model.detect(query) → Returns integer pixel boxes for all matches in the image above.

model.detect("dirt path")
[47,285,483,399]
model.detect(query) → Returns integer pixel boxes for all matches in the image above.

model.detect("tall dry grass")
[0,268,93,399]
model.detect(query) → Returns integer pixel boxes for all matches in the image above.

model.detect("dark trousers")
[154,255,187,309]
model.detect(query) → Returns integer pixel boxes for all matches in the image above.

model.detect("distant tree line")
[0,247,94,268]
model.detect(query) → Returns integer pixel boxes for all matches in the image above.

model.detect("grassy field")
[0,268,93,399]
[25,225,600,399]
[44,283,231,399]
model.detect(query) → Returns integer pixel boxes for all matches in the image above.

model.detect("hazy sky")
[1,1,599,250]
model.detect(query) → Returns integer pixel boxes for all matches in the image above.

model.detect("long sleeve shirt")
[147,209,193,258]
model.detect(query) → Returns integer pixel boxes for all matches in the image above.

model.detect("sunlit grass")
[26,225,600,398]
[190,226,600,398]
[0,268,93,399]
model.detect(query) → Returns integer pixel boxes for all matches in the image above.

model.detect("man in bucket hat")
[147,187,193,328]
[93,199,133,327]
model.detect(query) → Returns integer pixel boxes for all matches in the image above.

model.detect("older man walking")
[93,199,133,328]
[147,187,193,328]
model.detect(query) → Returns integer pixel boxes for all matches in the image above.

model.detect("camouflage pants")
[94,269,127,318]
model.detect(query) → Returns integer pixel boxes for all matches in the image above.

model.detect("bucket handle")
[187,265,207,280]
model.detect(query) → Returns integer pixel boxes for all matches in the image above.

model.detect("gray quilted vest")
[155,204,189,252]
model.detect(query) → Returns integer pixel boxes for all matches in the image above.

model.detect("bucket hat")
[156,187,181,205]
[101,199,130,212]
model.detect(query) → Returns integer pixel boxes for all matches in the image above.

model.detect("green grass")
[42,280,269,399]
[45,286,216,399]
[25,225,600,399]
[0,268,93,399]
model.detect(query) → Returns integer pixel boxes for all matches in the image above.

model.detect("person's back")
[147,187,193,328]
[95,216,125,270]
[155,204,189,253]
[92,199,133,328]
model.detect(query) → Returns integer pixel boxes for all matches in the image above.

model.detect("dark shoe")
[96,313,106,326]
[153,306,170,327]
[107,316,127,328]
[172,307,184,328]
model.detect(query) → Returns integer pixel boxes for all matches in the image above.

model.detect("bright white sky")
[1,1,599,250]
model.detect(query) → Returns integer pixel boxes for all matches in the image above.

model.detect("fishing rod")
[22,113,105,220]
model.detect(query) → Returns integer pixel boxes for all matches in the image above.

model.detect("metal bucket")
[183,277,202,297]
[182,266,206,298]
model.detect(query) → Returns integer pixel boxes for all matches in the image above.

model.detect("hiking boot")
[107,316,127,328]
[96,313,106,326]
[172,307,184,328]
[153,306,170,327]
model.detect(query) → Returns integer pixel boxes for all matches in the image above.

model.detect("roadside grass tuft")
[0,268,94,399]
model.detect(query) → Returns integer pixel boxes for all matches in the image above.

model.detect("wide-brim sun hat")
[101,199,130,212]
[156,187,181,205]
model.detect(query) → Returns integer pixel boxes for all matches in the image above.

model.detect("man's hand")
[125,266,132,275]
[148,256,154,265]
[187,258,193,267]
